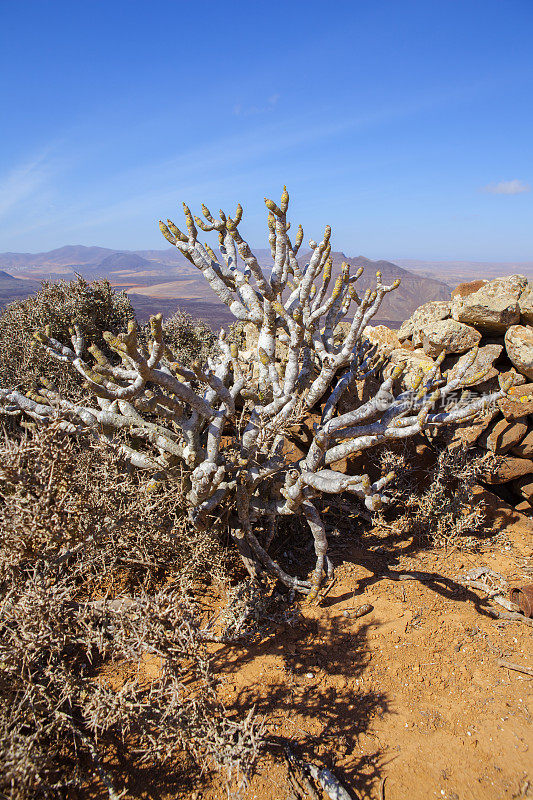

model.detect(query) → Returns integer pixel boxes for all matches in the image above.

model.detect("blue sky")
[0,0,532,261]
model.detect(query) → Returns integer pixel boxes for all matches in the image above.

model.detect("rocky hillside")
[0,270,40,307]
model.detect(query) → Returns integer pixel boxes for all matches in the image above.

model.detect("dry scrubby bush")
[374,442,492,548]
[0,424,232,587]
[0,277,135,392]
[161,308,217,366]
[0,578,263,800]
[0,426,262,798]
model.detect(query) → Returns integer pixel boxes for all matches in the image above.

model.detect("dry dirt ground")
[194,497,533,800]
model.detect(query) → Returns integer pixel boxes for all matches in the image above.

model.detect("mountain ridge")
[0,245,452,324]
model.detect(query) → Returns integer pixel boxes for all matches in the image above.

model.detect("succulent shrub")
[0,189,512,599]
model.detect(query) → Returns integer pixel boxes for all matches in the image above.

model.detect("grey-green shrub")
[0,277,135,391]
[161,308,216,366]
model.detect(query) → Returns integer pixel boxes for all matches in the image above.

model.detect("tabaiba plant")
[0,189,511,599]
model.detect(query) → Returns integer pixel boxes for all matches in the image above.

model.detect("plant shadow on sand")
[203,480,518,798]
[210,616,389,799]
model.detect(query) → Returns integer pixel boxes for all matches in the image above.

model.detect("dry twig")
[497,659,533,678]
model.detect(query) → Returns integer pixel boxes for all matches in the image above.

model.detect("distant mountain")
[308,253,451,322]
[0,245,116,273]
[0,245,193,276]
[98,252,153,270]
[0,244,453,325]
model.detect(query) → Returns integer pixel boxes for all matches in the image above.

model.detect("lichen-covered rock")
[498,369,527,389]
[451,275,528,333]
[363,325,402,351]
[519,284,533,325]
[397,300,451,345]
[469,365,527,395]
[504,324,533,380]
[444,344,503,387]
[421,319,481,357]
[498,382,533,420]
[477,418,528,455]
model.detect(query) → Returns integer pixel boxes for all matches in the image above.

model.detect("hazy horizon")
[2,242,533,270]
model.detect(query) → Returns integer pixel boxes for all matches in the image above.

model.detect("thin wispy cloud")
[0,141,74,236]
[233,93,280,117]
[482,179,531,195]
[2,80,531,255]
[3,110,368,241]
[0,88,497,248]
[0,153,53,218]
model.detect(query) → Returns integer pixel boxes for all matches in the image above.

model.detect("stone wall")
[364,275,533,515]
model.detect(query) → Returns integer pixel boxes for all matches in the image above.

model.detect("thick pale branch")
[1,187,512,597]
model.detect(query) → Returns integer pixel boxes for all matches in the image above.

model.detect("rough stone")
[514,499,532,513]
[504,324,533,380]
[397,300,451,345]
[513,475,533,501]
[519,284,533,325]
[451,274,528,333]
[476,452,533,484]
[444,344,503,387]
[445,407,499,451]
[498,369,527,389]
[511,429,533,458]
[399,338,414,351]
[363,325,402,351]
[421,319,481,357]
[497,382,533,421]
[467,370,502,395]
[477,418,528,455]
[451,279,488,299]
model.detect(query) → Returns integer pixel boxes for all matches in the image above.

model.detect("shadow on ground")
[211,615,388,799]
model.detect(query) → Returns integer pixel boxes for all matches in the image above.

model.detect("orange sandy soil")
[196,502,532,800]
